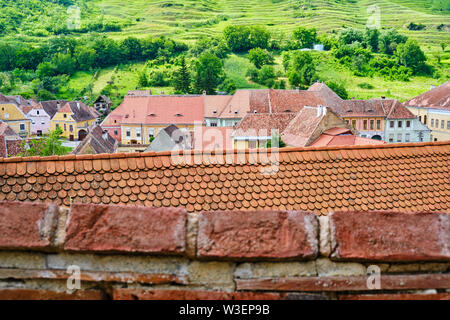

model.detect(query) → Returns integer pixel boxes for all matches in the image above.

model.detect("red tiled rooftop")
[404,82,450,111]
[0,141,448,215]
[233,113,298,137]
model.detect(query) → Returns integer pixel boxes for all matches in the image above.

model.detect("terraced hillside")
[91,0,449,51]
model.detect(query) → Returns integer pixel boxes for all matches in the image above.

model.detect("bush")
[248,48,274,69]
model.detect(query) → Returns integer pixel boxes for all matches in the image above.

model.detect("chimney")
[161,91,165,95]
[76,102,80,109]
[102,130,108,141]
[148,89,152,95]
[322,106,327,116]
[430,85,436,90]
[203,90,207,96]
[56,102,61,110]
[296,87,300,92]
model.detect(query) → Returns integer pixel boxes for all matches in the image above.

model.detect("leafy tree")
[363,28,380,52]
[396,39,427,74]
[0,43,17,71]
[288,51,317,88]
[218,78,237,94]
[173,56,191,93]
[441,42,447,52]
[148,69,170,86]
[17,127,69,157]
[292,27,317,48]
[248,48,274,69]
[326,81,349,99]
[120,37,142,61]
[36,62,57,79]
[257,65,277,87]
[223,25,270,52]
[339,28,364,45]
[379,29,408,55]
[248,26,271,49]
[51,53,76,75]
[138,70,149,87]
[194,53,224,95]
[74,46,96,70]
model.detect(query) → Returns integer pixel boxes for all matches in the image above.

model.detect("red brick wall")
[0,201,448,300]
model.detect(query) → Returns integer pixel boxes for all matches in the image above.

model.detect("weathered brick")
[64,204,187,254]
[316,258,366,277]
[0,252,46,269]
[113,289,284,300]
[0,289,104,300]
[236,274,450,292]
[330,211,450,262]
[197,210,318,260]
[340,293,450,300]
[187,261,235,291]
[0,201,58,250]
[0,268,187,285]
[235,262,317,279]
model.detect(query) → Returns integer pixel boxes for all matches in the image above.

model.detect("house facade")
[404,82,450,142]
[50,101,98,141]
[0,94,31,138]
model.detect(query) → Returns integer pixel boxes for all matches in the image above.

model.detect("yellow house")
[120,124,195,145]
[0,94,31,138]
[50,101,98,141]
[404,82,450,142]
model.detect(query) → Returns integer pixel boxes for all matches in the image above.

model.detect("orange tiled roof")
[0,141,448,215]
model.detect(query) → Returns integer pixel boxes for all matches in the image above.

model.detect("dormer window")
[347,110,353,113]
[285,110,291,113]
[213,110,217,114]
[149,113,156,117]
[234,110,238,114]
[175,113,183,117]
[64,114,67,118]
[253,110,258,114]
[367,109,374,113]
[125,114,129,119]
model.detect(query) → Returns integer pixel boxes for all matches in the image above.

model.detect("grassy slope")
[3,0,449,101]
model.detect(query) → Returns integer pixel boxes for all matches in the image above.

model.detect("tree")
[441,42,447,52]
[74,46,96,70]
[120,37,143,61]
[194,53,224,95]
[326,81,349,99]
[364,28,380,52]
[173,56,191,93]
[396,39,427,74]
[379,29,408,55]
[138,70,149,87]
[218,78,237,94]
[288,51,317,88]
[257,65,277,88]
[339,28,364,45]
[17,127,68,157]
[292,27,317,48]
[223,25,270,52]
[51,53,76,75]
[248,48,274,69]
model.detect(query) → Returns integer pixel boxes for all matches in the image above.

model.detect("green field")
[1,0,449,102]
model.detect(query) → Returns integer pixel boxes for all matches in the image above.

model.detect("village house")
[0,120,22,158]
[23,100,68,136]
[93,95,112,116]
[72,125,118,155]
[50,101,98,141]
[0,94,31,138]
[308,82,430,143]
[101,94,204,145]
[146,124,192,152]
[233,106,357,149]
[404,82,450,142]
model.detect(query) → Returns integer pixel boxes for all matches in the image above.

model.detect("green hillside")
[0,0,448,104]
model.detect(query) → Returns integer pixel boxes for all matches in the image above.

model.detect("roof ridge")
[1,141,448,163]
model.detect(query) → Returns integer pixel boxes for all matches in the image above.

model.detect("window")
[4,113,9,119]
[37,111,39,115]
[41,120,45,125]
[370,120,374,130]
[405,133,410,142]
[64,124,66,130]
[248,140,257,149]
[352,120,356,129]
[389,134,394,143]
[434,138,438,142]
[136,128,141,138]
[390,121,394,128]
[398,121,402,128]
[441,120,445,129]
[211,122,218,127]
[148,128,155,138]
[376,120,381,130]
[345,120,350,125]
[64,114,67,118]
[126,129,131,137]
[56,124,60,129]
[20,123,25,131]
[69,125,73,132]
[431,119,434,127]
[397,133,402,142]
[424,115,427,125]
[406,120,411,128]
[114,130,118,135]
[447,121,450,130]
[363,120,367,130]
[31,120,35,125]
[419,116,422,122]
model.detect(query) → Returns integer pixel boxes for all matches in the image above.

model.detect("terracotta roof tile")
[404,82,450,110]
[1,142,449,215]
